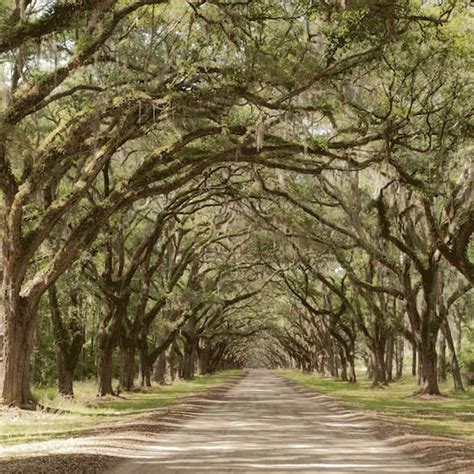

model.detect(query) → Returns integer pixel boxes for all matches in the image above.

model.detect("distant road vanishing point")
[112,370,433,473]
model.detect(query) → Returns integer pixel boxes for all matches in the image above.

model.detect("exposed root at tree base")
[409,392,450,400]
[91,394,127,403]
[35,403,72,415]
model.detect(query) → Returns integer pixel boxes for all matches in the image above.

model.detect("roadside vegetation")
[0,370,241,447]
[279,370,474,440]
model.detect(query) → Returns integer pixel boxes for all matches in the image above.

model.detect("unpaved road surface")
[112,370,432,473]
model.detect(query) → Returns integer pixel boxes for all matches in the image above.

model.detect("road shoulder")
[0,373,246,474]
[278,373,474,474]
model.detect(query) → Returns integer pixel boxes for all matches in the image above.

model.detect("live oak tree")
[0,0,198,407]
[0,0,346,406]
[0,0,472,407]
[241,156,471,393]
[0,0,319,406]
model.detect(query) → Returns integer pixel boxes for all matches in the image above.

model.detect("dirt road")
[112,370,431,473]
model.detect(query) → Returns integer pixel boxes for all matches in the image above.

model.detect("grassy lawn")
[0,370,242,447]
[278,370,474,440]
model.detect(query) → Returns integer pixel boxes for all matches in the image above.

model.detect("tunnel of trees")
[0,0,473,409]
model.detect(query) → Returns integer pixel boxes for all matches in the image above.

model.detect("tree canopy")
[0,0,472,408]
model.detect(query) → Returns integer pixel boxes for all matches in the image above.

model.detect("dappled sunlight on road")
[0,371,438,473]
[109,370,432,473]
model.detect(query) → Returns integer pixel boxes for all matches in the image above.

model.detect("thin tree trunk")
[417,348,422,386]
[348,355,357,383]
[153,351,167,384]
[366,352,373,379]
[182,338,196,380]
[339,349,348,381]
[312,354,320,374]
[412,342,417,377]
[333,343,339,379]
[454,309,462,353]
[48,285,84,397]
[169,344,180,382]
[442,320,464,391]
[325,339,335,376]
[437,330,447,383]
[137,335,151,387]
[199,347,210,375]
[140,357,152,387]
[385,334,394,383]
[395,336,404,379]
[320,353,327,374]
[57,351,75,397]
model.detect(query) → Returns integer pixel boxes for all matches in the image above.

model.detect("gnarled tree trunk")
[119,339,135,391]
[0,272,38,408]
[369,343,387,387]
[48,285,85,397]
[418,334,440,395]
[182,337,197,380]
[96,328,116,397]
[198,345,211,375]
[339,349,348,381]
[153,351,168,384]
[169,343,181,381]
[57,352,75,398]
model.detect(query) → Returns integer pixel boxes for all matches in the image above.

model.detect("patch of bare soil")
[0,454,122,474]
[279,376,474,474]
[0,374,245,474]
